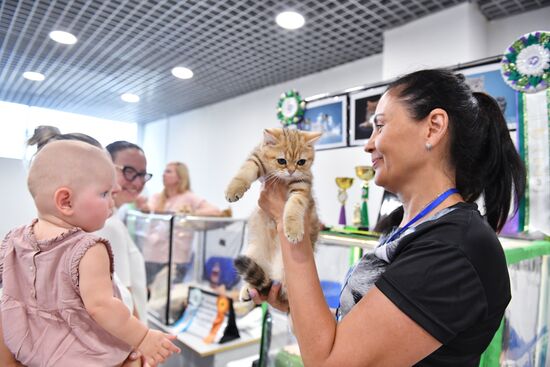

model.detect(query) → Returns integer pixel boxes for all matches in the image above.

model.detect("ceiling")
[1,0,548,124]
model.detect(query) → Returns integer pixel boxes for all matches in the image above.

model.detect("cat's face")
[260,128,321,181]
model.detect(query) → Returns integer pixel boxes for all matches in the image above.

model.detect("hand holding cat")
[258,179,288,230]
[248,281,290,313]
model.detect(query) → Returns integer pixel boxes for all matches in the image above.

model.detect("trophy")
[335,177,354,225]
[355,166,375,228]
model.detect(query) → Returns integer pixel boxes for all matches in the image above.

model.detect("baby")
[0,140,180,367]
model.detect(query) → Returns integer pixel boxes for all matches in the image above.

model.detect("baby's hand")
[137,329,180,366]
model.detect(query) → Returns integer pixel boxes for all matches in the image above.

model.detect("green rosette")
[277,90,306,126]
[501,31,550,93]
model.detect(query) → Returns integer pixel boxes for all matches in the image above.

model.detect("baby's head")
[27,140,118,232]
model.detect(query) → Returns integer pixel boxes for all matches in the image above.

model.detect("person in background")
[144,162,222,285]
[0,140,179,366]
[252,69,526,366]
[96,141,151,322]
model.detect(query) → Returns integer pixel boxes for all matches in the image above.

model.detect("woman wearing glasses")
[95,141,152,322]
[144,162,222,285]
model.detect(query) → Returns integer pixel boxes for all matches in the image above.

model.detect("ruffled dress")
[0,220,132,367]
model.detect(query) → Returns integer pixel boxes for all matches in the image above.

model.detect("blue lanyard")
[385,188,458,244]
[335,188,458,322]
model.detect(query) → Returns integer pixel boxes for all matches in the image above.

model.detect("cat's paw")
[239,285,254,302]
[225,179,249,202]
[284,220,304,244]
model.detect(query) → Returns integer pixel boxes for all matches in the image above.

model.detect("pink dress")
[144,191,220,264]
[0,221,132,367]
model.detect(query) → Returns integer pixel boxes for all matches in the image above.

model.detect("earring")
[425,142,432,151]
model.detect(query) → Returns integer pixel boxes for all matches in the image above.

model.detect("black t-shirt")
[339,202,511,366]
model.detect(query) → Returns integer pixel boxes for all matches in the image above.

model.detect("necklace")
[385,188,458,244]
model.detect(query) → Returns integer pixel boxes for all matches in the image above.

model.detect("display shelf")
[149,315,257,357]
[318,230,379,250]
[481,238,550,367]
[148,308,291,367]
[126,210,247,325]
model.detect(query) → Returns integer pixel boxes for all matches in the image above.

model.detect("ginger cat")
[225,128,321,303]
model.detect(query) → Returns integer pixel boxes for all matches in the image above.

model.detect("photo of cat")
[349,85,387,146]
[225,128,322,307]
[298,95,347,150]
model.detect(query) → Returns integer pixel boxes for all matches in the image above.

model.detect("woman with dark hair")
[252,69,526,366]
[95,141,151,321]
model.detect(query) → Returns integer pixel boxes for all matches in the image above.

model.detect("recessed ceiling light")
[121,93,140,103]
[171,66,194,79]
[275,11,305,30]
[22,71,45,81]
[49,30,78,45]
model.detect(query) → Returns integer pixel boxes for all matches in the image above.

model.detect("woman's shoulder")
[398,202,503,265]
[420,202,498,244]
[404,202,507,279]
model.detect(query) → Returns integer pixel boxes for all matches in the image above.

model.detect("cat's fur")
[225,128,322,304]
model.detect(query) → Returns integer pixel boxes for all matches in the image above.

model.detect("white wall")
[383,2,488,79]
[142,117,169,197]
[0,158,36,237]
[383,4,550,79]
[487,7,550,56]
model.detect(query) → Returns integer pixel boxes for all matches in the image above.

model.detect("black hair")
[378,69,525,233]
[27,125,102,149]
[105,141,144,161]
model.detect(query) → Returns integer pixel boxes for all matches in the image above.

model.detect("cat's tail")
[234,255,272,296]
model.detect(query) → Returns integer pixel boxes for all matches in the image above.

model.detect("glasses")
[115,165,153,182]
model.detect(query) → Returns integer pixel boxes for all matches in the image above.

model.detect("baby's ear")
[54,187,74,216]
[263,128,281,145]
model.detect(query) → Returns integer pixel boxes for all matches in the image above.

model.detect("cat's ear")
[263,128,281,145]
[303,131,322,146]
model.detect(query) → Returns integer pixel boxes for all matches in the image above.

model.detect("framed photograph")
[460,62,519,131]
[299,95,347,150]
[350,85,387,146]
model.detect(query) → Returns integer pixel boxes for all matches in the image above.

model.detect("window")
[0,101,138,160]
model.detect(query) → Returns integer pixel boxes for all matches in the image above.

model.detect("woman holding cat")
[252,69,525,366]
[144,161,222,285]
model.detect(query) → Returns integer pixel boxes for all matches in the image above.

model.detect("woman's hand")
[248,282,290,313]
[258,180,287,228]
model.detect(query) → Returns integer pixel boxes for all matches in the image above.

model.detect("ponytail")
[469,92,526,232]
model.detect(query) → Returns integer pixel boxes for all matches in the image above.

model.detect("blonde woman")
[144,162,222,285]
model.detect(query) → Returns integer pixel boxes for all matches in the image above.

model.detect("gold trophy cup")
[335,177,354,225]
[355,166,375,228]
